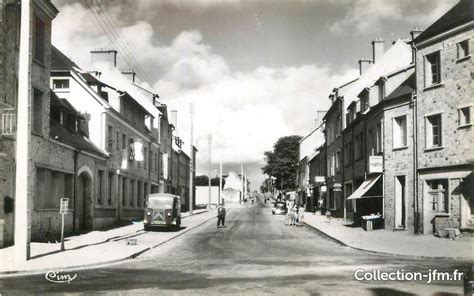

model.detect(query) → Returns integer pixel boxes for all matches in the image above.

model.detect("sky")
[50,0,457,190]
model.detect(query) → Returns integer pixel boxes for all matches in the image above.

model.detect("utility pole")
[240,162,244,204]
[14,0,32,262]
[207,134,212,209]
[189,103,194,215]
[219,149,223,205]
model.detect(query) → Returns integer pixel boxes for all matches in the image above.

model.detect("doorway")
[394,176,406,229]
[77,172,92,231]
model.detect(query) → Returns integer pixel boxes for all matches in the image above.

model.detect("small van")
[143,193,181,230]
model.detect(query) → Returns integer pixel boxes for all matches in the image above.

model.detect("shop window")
[456,40,470,60]
[424,51,441,86]
[427,179,448,213]
[425,114,442,148]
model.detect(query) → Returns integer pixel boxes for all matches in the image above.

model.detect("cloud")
[329,0,457,35]
[51,1,358,187]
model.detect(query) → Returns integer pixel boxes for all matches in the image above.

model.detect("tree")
[261,135,302,191]
[194,175,226,188]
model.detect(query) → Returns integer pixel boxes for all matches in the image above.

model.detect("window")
[107,125,114,152]
[32,88,43,135]
[355,133,363,160]
[376,122,383,153]
[425,51,441,86]
[98,170,104,205]
[35,168,73,209]
[344,141,352,167]
[426,114,442,148]
[457,40,470,60]
[137,181,142,208]
[335,115,341,138]
[34,15,45,63]
[144,147,148,170]
[130,179,135,207]
[116,132,120,150]
[122,134,126,149]
[378,83,385,102]
[458,106,472,126]
[52,79,70,90]
[336,150,341,173]
[108,172,114,206]
[393,116,407,148]
[122,177,127,207]
[155,152,159,173]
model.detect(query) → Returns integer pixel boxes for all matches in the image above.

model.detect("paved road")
[0,197,470,295]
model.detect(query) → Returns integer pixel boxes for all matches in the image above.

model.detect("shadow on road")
[144,226,187,233]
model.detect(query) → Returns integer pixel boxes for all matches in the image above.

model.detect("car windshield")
[147,196,173,209]
[275,203,285,209]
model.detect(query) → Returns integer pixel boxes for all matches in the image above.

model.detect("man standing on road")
[217,204,226,228]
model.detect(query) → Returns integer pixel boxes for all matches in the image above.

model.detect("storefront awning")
[347,174,382,200]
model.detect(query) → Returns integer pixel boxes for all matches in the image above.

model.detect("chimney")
[358,58,373,75]
[410,28,423,41]
[315,110,326,128]
[371,38,385,64]
[410,28,423,63]
[170,110,178,129]
[90,49,118,68]
[121,70,136,82]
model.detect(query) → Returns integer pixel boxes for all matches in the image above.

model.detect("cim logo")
[45,271,77,284]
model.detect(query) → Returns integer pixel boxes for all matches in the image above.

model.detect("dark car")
[272,202,287,215]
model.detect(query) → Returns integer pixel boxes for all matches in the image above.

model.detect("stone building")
[413,0,473,234]
[51,47,161,229]
[323,39,413,219]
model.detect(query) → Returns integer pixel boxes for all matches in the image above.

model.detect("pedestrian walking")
[217,204,226,228]
[297,205,305,226]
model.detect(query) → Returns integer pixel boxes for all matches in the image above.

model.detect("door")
[77,173,92,231]
[394,176,406,229]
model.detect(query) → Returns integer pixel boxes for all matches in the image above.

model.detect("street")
[0,197,470,295]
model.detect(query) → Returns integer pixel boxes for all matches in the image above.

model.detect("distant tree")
[261,135,302,191]
[195,175,209,186]
[195,175,226,188]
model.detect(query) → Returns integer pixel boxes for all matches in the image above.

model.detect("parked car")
[272,201,287,215]
[143,193,181,230]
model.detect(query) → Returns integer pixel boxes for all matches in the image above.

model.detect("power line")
[84,0,156,84]
[91,0,158,84]
[80,0,157,84]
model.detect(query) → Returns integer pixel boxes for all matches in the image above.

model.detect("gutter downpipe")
[412,42,420,235]
[73,149,79,232]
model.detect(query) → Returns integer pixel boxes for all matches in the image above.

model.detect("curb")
[0,210,219,278]
[303,221,473,261]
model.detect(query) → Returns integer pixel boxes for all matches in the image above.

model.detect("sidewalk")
[0,209,214,276]
[304,213,473,260]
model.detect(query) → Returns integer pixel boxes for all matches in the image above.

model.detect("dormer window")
[378,83,385,102]
[59,111,64,125]
[52,79,69,90]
